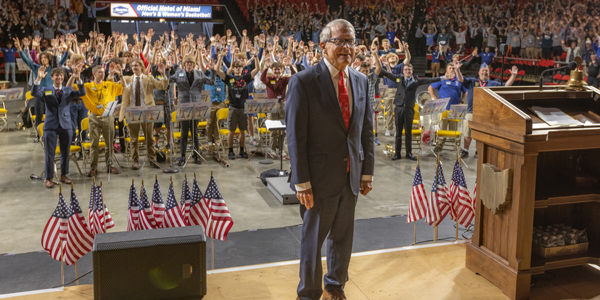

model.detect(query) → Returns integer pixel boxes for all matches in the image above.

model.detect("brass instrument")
[383,144,396,156]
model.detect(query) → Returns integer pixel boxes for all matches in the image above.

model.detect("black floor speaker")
[93,227,206,300]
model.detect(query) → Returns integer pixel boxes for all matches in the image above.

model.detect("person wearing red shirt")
[260,58,295,154]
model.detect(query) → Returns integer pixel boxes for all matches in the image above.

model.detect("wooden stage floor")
[3,241,600,300]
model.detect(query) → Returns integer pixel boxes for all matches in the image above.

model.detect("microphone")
[539,61,579,91]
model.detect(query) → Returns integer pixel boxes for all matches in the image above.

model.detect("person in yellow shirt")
[80,64,124,177]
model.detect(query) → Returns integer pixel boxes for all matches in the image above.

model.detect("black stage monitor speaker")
[93,227,206,300]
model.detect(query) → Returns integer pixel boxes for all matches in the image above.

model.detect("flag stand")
[60,184,65,287]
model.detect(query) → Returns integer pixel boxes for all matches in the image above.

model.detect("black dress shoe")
[178,159,186,166]
[194,156,202,164]
[406,153,418,161]
[392,154,401,160]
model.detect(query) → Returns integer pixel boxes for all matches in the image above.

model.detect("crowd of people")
[5,0,600,188]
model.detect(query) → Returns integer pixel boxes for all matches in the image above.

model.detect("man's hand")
[510,65,518,76]
[297,188,314,210]
[360,180,373,196]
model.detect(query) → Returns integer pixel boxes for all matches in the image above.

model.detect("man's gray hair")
[320,19,356,43]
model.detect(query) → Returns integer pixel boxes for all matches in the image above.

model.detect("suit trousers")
[394,106,415,154]
[127,123,156,163]
[587,77,599,88]
[34,97,44,136]
[206,102,226,143]
[383,88,396,131]
[44,127,72,179]
[269,101,287,152]
[70,102,88,143]
[89,113,115,169]
[298,173,357,300]
[180,120,199,158]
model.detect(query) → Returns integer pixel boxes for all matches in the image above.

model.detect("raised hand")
[37,66,48,79]
[511,65,518,76]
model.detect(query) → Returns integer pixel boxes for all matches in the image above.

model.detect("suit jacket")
[118,74,169,121]
[32,83,86,131]
[169,68,216,103]
[285,60,375,198]
[378,70,441,107]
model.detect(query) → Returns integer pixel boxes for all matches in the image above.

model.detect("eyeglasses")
[325,38,358,48]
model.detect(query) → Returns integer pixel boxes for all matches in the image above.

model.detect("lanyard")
[479,79,487,87]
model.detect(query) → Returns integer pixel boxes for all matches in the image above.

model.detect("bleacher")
[234,0,327,22]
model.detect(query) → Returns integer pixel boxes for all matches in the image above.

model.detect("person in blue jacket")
[15,37,69,142]
[31,65,86,188]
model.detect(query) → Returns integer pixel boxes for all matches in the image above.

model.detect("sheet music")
[265,120,286,130]
[447,104,468,119]
[530,106,582,126]
[102,101,118,117]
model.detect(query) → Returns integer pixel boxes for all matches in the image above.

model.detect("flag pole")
[211,170,215,270]
[415,154,420,246]
[434,155,440,243]
[456,152,460,241]
[60,184,64,286]
[100,181,106,232]
[71,182,79,285]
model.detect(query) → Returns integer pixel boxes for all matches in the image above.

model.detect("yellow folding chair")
[0,95,7,132]
[434,111,462,154]
[37,123,83,178]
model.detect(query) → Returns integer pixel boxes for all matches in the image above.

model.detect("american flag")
[138,184,155,230]
[407,165,428,223]
[180,177,192,226]
[448,160,463,221]
[92,185,115,235]
[205,176,233,241]
[88,182,96,233]
[451,162,475,228]
[426,163,450,227]
[163,182,186,228]
[189,177,210,235]
[126,183,139,231]
[65,188,93,265]
[41,192,69,261]
[151,179,165,228]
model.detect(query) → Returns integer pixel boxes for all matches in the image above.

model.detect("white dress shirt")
[295,58,373,192]
[131,75,146,107]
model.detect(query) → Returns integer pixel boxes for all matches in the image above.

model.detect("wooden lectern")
[467,85,600,300]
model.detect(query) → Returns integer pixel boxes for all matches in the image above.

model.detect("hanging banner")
[110,3,212,19]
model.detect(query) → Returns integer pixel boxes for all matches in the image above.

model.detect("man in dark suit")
[32,66,86,188]
[169,55,216,165]
[286,19,375,300]
[374,52,440,161]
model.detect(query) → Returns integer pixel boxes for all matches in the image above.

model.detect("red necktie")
[338,71,350,172]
